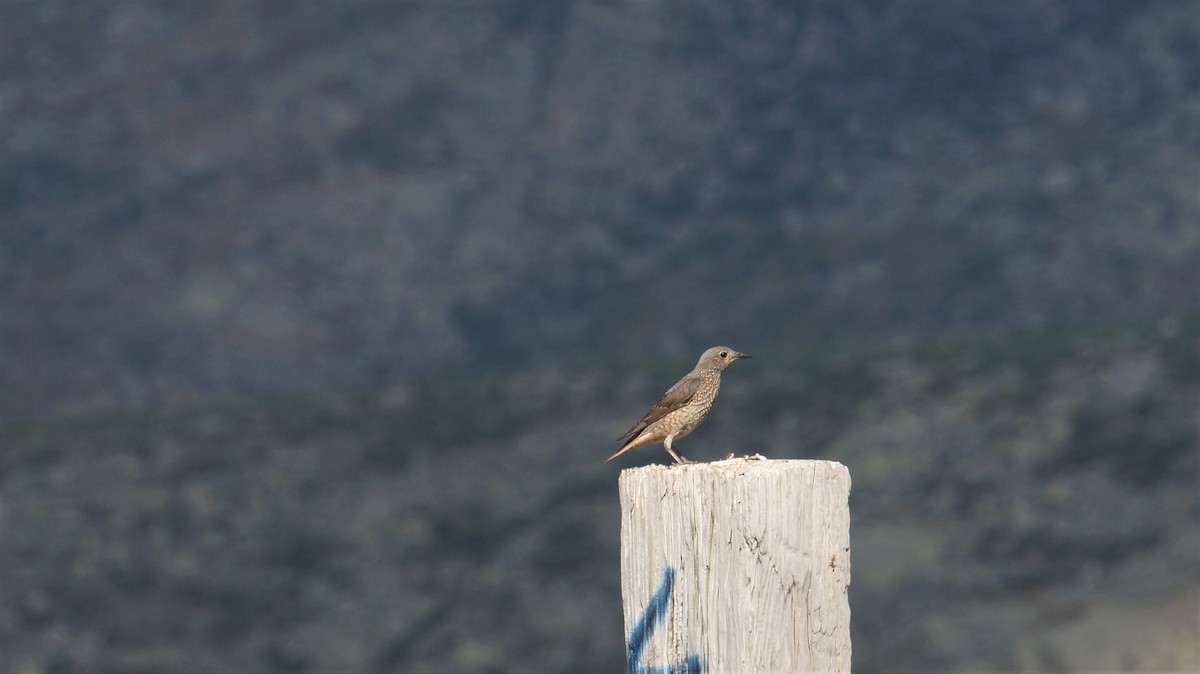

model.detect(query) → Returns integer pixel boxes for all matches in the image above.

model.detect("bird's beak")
[735,352,752,360]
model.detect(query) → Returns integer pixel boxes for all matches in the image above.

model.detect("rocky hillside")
[2,324,1197,672]
[2,0,1197,418]
[1,1,1197,672]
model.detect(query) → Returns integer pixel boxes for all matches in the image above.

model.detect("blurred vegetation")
[0,0,1197,672]
[1,322,1196,672]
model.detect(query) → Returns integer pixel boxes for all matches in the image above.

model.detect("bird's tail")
[604,440,637,463]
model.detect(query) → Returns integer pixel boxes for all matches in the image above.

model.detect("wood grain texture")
[619,458,852,673]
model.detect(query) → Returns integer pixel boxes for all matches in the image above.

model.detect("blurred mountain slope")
[1,2,1198,672]
[1,0,1197,419]
[0,323,1196,672]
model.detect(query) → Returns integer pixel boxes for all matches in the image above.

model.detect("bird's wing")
[617,375,702,441]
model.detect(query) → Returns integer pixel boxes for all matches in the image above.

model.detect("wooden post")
[618,458,851,673]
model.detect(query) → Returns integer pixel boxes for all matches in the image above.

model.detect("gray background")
[1,1,1197,672]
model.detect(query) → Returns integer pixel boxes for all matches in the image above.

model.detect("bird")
[606,346,751,465]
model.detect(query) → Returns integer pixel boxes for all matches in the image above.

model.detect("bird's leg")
[664,436,691,464]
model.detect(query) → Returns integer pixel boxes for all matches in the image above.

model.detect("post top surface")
[618,456,850,480]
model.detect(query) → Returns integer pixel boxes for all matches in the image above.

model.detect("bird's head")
[697,345,751,372]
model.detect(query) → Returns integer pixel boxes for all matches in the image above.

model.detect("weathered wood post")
[618,458,851,673]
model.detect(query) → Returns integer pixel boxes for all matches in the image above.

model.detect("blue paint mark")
[627,566,704,674]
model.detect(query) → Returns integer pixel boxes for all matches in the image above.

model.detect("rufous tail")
[604,441,637,463]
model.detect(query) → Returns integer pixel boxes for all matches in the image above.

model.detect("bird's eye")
[719,351,728,358]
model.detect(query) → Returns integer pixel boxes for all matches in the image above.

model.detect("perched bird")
[606,346,751,464]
